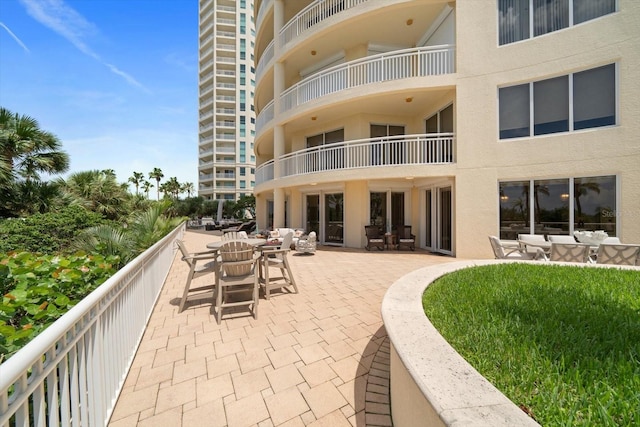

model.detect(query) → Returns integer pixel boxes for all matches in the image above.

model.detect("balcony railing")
[255,133,455,185]
[257,0,272,30]
[280,45,455,114]
[280,0,370,49]
[0,224,185,426]
[256,100,275,134]
[256,161,274,184]
[256,39,274,82]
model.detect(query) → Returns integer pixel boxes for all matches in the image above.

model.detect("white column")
[273,0,286,228]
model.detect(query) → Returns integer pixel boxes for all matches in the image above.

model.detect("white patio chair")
[295,231,317,254]
[547,243,591,263]
[489,236,543,260]
[547,235,577,244]
[175,239,218,313]
[259,232,298,299]
[595,244,640,266]
[215,240,260,324]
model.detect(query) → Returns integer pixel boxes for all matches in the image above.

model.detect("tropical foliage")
[0,251,118,361]
[0,205,107,254]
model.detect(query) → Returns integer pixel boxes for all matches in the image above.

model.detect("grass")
[422,263,640,426]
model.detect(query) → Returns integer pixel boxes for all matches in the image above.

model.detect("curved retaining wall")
[381,260,540,427]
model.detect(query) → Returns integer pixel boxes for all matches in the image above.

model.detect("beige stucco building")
[253,0,640,258]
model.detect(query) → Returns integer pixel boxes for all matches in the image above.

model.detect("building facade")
[198,0,256,201]
[253,0,640,258]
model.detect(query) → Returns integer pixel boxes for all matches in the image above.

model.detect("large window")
[499,0,616,45]
[370,124,405,165]
[499,64,615,139]
[425,104,454,134]
[306,128,344,172]
[370,191,405,233]
[499,175,616,239]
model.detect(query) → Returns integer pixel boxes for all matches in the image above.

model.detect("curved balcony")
[255,100,275,135]
[255,133,455,185]
[256,39,274,82]
[280,0,371,49]
[257,0,273,31]
[281,45,455,114]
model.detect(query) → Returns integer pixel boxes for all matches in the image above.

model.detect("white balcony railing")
[280,0,370,49]
[281,45,455,114]
[255,133,455,185]
[256,39,275,82]
[257,0,273,30]
[256,160,275,184]
[256,100,275,134]
[0,224,185,426]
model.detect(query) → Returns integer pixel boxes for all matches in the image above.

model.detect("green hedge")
[0,206,107,254]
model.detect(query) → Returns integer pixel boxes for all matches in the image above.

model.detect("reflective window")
[573,64,616,130]
[499,64,616,139]
[499,176,617,239]
[499,0,615,45]
[574,175,616,234]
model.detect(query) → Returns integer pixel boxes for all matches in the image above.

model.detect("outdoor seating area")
[175,230,301,322]
[490,234,640,265]
[107,230,454,427]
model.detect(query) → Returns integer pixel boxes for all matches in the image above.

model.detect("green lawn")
[422,263,640,426]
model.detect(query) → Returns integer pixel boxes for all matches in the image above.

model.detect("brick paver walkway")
[108,230,456,427]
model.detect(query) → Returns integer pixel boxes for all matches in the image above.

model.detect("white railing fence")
[256,160,275,185]
[280,0,370,48]
[0,223,185,427]
[255,133,454,185]
[281,45,455,113]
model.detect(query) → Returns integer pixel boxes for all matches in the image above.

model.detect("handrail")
[256,39,274,82]
[0,224,185,426]
[280,0,371,49]
[255,100,275,135]
[281,45,455,114]
[255,133,455,185]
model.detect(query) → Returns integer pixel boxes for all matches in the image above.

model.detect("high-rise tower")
[198,0,256,201]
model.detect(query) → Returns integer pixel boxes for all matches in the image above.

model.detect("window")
[499,0,616,45]
[573,64,616,129]
[306,129,345,172]
[425,104,454,133]
[499,175,616,239]
[370,124,405,165]
[240,167,246,176]
[499,64,615,139]
[240,180,246,189]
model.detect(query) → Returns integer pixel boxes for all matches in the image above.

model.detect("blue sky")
[0,0,199,192]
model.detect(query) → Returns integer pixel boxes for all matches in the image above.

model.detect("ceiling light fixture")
[405,97,413,103]
[311,50,317,56]
[406,19,413,26]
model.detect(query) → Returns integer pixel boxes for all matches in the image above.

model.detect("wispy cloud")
[0,21,30,53]
[19,0,148,92]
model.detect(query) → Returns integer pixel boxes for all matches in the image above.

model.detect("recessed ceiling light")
[406,19,413,26]
[311,50,317,56]
[405,97,413,103]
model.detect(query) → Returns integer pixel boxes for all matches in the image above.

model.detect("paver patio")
[108,230,457,427]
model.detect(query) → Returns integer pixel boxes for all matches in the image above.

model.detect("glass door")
[306,194,320,235]
[324,193,344,245]
[438,187,452,253]
[424,189,433,248]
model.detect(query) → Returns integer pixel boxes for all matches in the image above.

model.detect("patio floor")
[108,230,457,427]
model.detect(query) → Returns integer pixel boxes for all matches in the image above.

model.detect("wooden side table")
[385,234,397,250]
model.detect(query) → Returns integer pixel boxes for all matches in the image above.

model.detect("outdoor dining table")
[206,238,267,251]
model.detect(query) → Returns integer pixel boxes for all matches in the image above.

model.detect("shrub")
[0,251,118,361]
[0,205,107,254]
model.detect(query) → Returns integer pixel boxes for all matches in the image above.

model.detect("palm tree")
[182,182,194,198]
[142,180,153,198]
[128,171,144,195]
[149,168,164,201]
[57,170,130,220]
[0,107,69,183]
[162,177,181,199]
